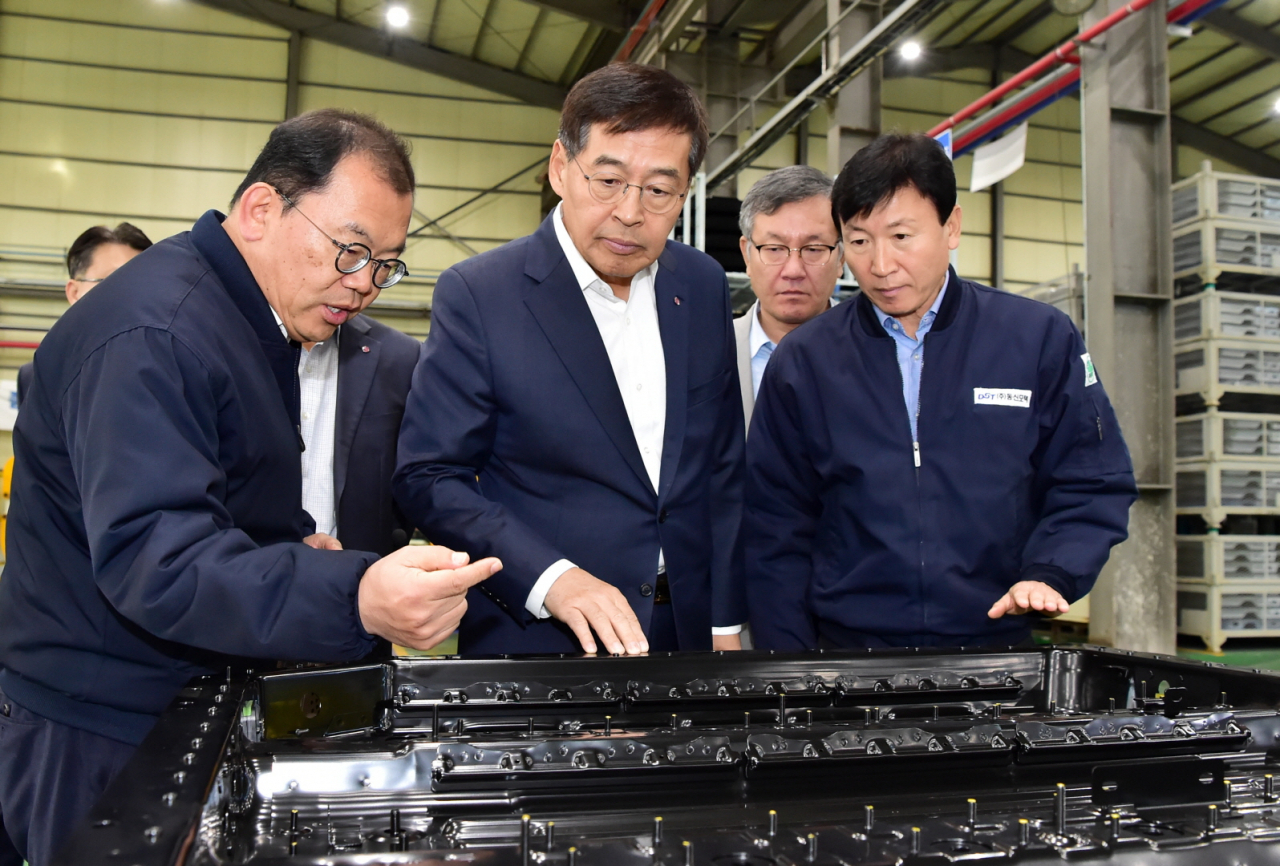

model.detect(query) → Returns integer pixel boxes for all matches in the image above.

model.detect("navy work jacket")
[745,270,1138,649]
[0,211,379,745]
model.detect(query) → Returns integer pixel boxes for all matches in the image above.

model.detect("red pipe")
[1165,0,1225,24]
[0,342,39,349]
[614,0,670,63]
[953,68,1081,152]
[928,0,1157,137]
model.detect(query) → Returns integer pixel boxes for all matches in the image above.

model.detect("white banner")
[969,122,1028,192]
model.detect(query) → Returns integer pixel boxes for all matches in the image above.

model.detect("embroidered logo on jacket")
[974,388,1032,408]
[1082,352,1098,387]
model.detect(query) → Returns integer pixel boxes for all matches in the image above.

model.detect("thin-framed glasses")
[749,239,840,267]
[570,156,687,215]
[277,190,409,289]
[70,277,107,283]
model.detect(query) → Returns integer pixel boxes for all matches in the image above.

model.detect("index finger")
[421,557,503,598]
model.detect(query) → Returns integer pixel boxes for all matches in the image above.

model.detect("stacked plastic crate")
[1174,162,1280,652]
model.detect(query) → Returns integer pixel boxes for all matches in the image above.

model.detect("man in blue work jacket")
[745,133,1137,650]
[0,110,500,866]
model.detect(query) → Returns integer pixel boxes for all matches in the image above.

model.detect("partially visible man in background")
[734,166,840,427]
[18,222,152,405]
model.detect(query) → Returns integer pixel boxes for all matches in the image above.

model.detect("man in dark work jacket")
[746,134,1137,650]
[0,109,499,866]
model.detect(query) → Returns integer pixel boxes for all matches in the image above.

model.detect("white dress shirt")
[271,309,340,538]
[526,206,666,618]
[528,207,742,637]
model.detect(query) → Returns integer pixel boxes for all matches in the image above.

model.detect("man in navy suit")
[297,311,420,562]
[395,63,746,656]
[331,315,421,557]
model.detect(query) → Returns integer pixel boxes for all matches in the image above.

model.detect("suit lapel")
[524,233,655,498]
[655,247,688,502]
[735,305,755,425]
[334,317,379,509]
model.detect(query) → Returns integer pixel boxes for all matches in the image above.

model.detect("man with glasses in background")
[733,166,840,428]
[0,109,499,866]
[396,63,747,656]
[17,222,152,406]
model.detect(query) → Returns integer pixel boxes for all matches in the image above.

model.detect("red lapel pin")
[674,296,681,305]
[362,346,370,353]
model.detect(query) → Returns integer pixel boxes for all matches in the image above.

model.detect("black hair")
[231,109,414,208]
[66,222,152,279]
[559,62,709,181]
[831,133,956,227]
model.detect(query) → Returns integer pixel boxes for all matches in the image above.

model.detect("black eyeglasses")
[277,190,409,289]
[749,239,840,266]
[570,156,687,215]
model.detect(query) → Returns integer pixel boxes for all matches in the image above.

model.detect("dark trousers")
[0,686,136,866]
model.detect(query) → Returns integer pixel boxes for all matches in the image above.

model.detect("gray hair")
[738,165,835,239]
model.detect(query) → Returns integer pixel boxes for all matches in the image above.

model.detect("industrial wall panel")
[0,154,239,225]
[412,192,544,243]
[2,0,283,38]
[297,41,531,105]
[0,101,271,171]
[1001,195,1078,243]
[0,206,191,260]
[956,189,992,234]
[1004,237,1084,283]
[1001,164,1083,202]
[0,13,288,80]
[1177,145,1252,179]
[0,57,286,123]
[882,78,987,118]
[295,81,557,144]
[955,241,992,284]
[1025,126,1082,165]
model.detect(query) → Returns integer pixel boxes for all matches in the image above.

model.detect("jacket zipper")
[894,333,928,633]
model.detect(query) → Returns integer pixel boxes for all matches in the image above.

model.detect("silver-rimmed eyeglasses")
[749,239,840,266]
[277,190,409,289]
[570,156,687,215]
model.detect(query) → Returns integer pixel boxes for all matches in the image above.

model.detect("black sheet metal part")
[258,663,387,740]
[49,645,1280,866]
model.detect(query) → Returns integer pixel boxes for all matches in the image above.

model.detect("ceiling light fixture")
[900,41,923,61]
[386,5,410,28]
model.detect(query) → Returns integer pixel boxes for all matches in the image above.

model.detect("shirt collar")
[875,271,950,332]
[748,300,772,358]
[552,203,656,299]
[748,296,837,358]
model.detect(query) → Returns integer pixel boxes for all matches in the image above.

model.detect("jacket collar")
[190,211,295,349]
[855,266,964,338]
[189,210,303,430]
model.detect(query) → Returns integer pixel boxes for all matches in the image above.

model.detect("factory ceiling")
[198,0,1280,176]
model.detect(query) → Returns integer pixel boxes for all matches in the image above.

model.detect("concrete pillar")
[1079,0,1176,653]
[825,0,881,176]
